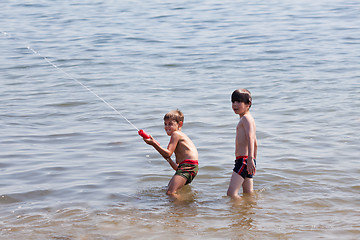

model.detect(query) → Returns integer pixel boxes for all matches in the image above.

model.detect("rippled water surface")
[1,0,359,239]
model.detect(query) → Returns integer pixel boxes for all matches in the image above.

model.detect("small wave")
[200,165,224,172]
[1,190,52,204]
[0,195,21,204]
[46,101,89,107]
[139,175,169,183]
[157,63,183,68]
[0,162,14,168]
[47,132,83,138]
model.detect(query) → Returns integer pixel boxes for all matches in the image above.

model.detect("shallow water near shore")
[1,0,360,239]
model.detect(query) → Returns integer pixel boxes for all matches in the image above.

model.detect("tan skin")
[143,118,198,198]
[227,100,258,200]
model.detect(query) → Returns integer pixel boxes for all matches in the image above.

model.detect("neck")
[239,110,249,118]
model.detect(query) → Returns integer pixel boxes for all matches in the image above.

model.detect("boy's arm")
[243,116,256,175]
[143,135,179,170]
[143,136,172,158]
[165,157,178,171]
[254,138,258,159]
[143,132,180,162]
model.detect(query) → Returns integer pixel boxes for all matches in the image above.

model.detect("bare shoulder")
[242,113,255,124]
[174,131,195,145]
[176,131,191,142]
[170,131,187,143]
[240,114,256,131]
[171,130,183,139]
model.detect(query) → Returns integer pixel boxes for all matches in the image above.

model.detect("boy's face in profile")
[164,119,181,136]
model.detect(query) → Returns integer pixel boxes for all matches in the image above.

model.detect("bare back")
[171,131,198,164]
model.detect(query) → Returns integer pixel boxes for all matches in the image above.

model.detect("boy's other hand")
[247,158,256,175]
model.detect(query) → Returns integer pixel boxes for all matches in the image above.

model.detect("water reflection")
[1,0,359,238]
[229,196,257,230]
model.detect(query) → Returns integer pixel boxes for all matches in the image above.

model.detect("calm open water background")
[1,0,359,239]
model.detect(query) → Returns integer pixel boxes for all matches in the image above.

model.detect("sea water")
[1,0,359,239]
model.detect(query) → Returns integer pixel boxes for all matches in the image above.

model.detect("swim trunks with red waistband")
[233,156,256,179]
[175,159,199,185]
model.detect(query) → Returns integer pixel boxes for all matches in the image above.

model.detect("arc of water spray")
[1,31,139,132]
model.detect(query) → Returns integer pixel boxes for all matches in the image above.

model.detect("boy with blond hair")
[227,89,258,200]
[142,109,199,198]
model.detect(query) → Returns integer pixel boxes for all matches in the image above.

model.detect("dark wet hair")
[231,89,252,108]
[164,109,184,123]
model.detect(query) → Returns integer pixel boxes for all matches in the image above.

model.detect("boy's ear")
[179,121,183,128]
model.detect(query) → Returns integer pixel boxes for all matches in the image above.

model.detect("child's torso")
[174,132,198,163]
[235,113,256,157]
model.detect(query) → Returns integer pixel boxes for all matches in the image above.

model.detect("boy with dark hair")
[227,89,258,200]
